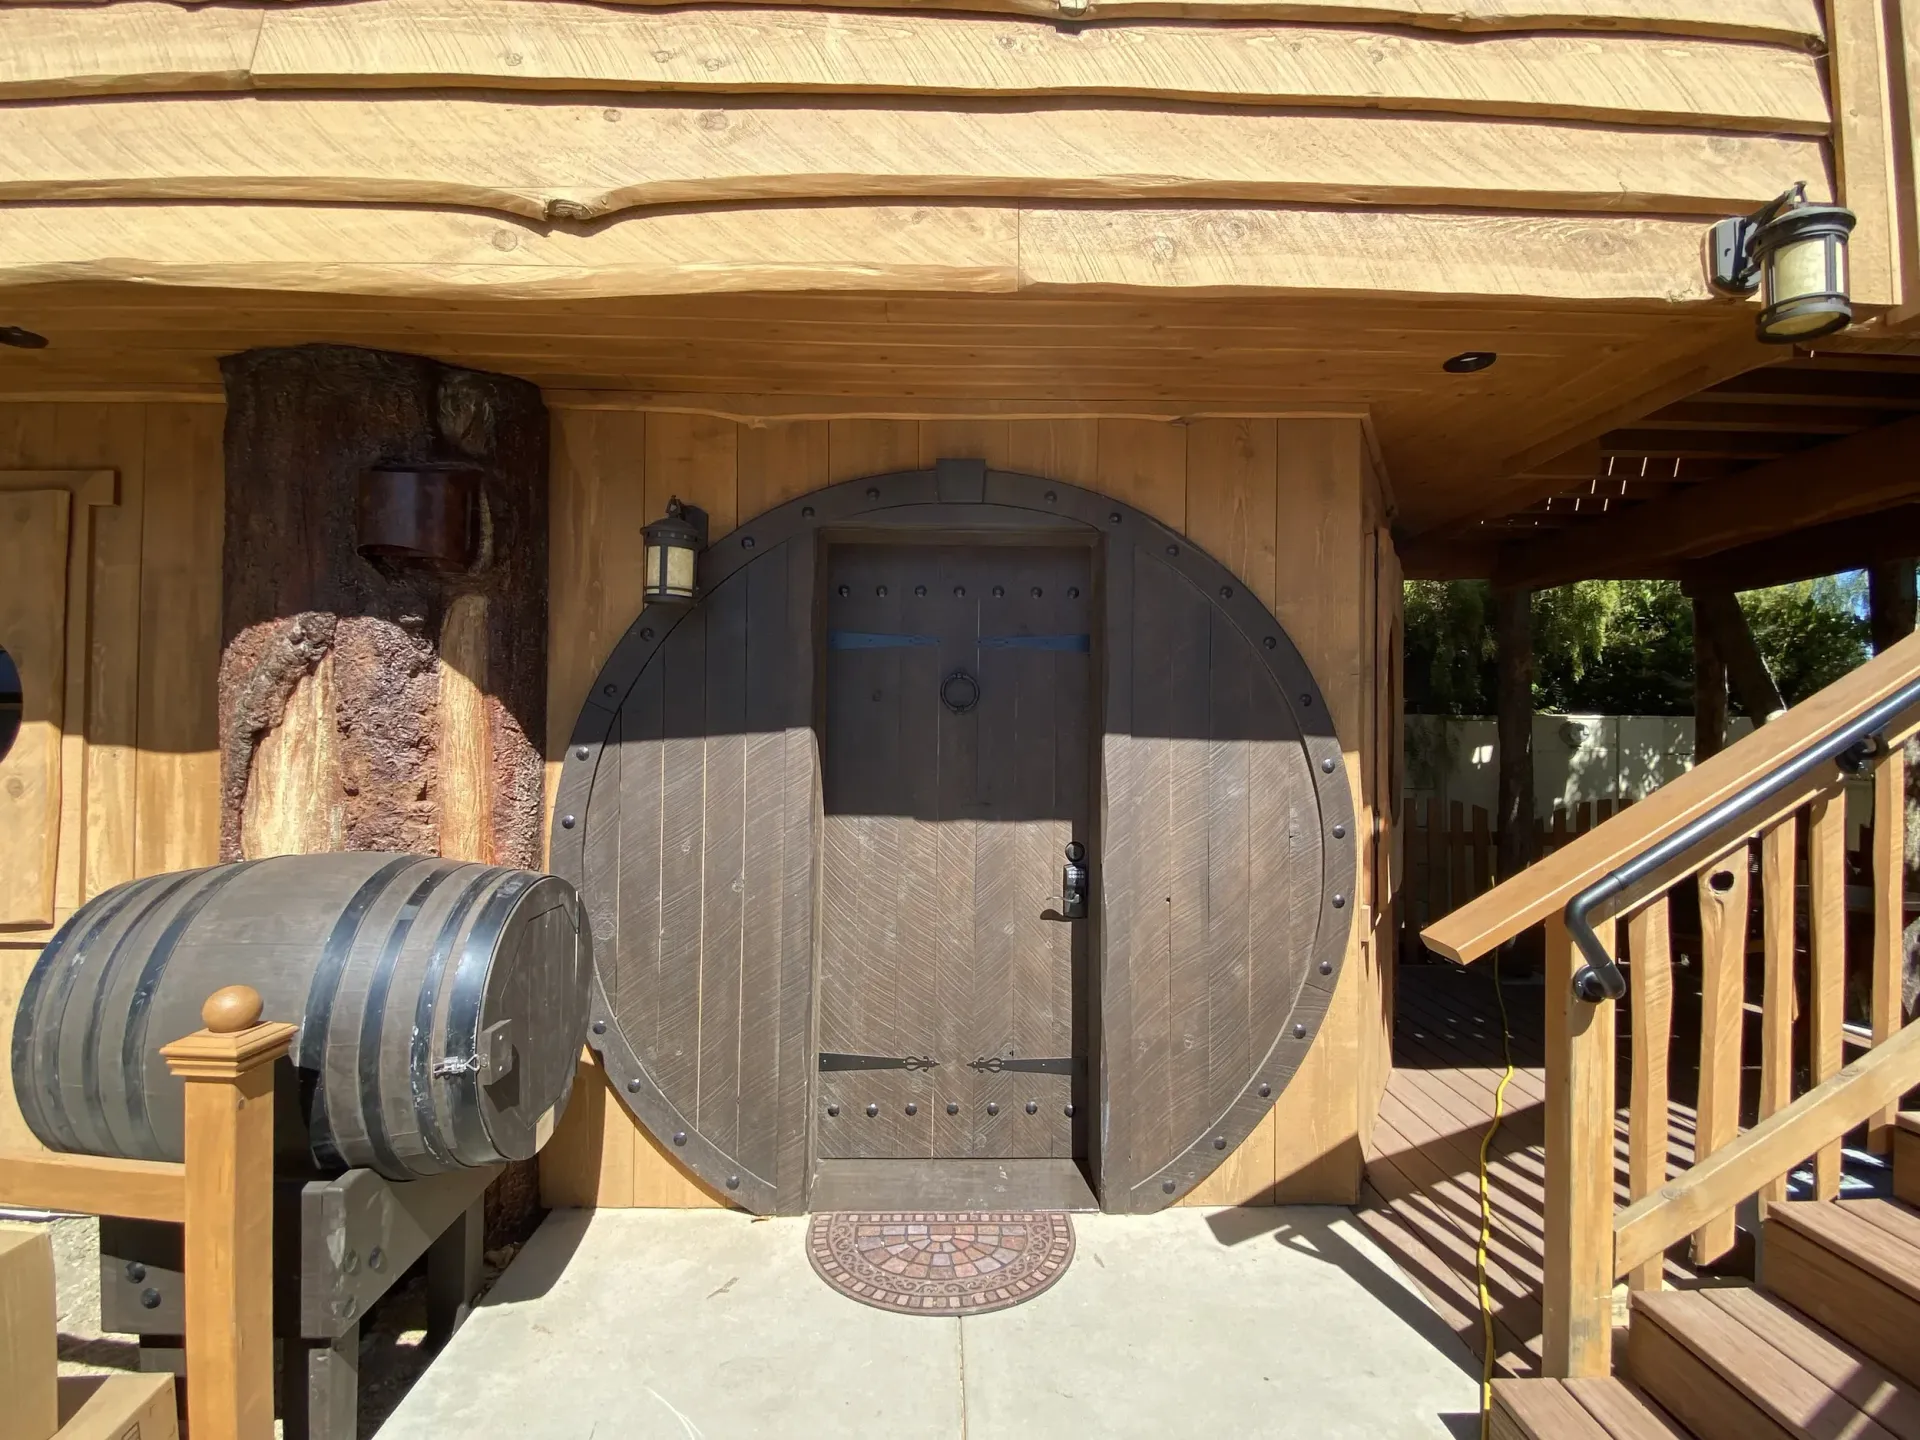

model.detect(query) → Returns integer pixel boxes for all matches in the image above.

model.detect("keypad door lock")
[1061,841,1089,920]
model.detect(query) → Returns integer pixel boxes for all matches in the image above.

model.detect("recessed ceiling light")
[1443,351,1497,374]
[0,326,49,349]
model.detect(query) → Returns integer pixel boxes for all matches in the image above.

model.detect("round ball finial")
[203,985,263,1034]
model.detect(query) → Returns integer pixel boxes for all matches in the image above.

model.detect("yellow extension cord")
[1476,948,1518,1440]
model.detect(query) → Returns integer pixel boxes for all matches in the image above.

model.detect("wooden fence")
[1401,798,1637,957]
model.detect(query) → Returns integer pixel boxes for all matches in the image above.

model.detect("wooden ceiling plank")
[0,92,1832,221]
[1495,411,1920,587]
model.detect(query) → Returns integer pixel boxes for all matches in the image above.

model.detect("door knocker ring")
[941,668,980,714]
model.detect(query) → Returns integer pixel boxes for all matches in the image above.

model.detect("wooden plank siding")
[0,401,225,1154]
[9,3,1832,134]
[538,411,1388,1208]
[0,0,1862,545]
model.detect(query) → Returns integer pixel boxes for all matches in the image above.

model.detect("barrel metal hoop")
[410,866,514,1170]
[409,867,510,1169]
[443,873,536,1166]
[355,860,463,1179]
[120,861,264,1159]
[15,872,180,1154]
[304,855,426,1170]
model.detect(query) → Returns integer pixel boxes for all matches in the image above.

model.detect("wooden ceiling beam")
[1631,400,1887,433]
[1681,505,1920,592]
[1494,412,1920,589]
[1598,428,1808,458]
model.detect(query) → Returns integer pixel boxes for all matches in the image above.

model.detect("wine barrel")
[10,853,591,1181]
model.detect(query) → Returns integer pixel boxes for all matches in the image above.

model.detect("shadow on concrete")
[1204,1204,1480,1381]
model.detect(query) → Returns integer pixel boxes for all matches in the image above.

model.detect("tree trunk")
[1692,587,1785,725]
[217,343,549,1243]
[1871,561,1916,655]
[1493,586,1534,883]
[1692,598,1728,763]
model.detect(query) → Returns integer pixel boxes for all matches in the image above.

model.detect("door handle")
[1060,841,1088,920]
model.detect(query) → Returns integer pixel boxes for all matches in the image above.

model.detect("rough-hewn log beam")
[1496,413,1920,589]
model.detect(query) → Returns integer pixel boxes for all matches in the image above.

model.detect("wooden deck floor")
[1358,963,1703,1378]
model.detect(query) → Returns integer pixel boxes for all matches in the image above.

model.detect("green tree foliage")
[1403,575,1869,716]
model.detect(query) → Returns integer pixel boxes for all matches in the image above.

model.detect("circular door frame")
[550,461,1358,1213]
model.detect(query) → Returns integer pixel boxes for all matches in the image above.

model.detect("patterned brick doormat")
[806,1211,1075,1315]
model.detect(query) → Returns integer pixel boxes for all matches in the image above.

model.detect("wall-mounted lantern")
[643,496,708,606]
[355,464,480,573]
[1708,182,1857,343]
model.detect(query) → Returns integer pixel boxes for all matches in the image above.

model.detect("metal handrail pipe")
[1565,674,1920,1004]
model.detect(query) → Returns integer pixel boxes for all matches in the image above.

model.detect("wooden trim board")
[0,202,1743,305]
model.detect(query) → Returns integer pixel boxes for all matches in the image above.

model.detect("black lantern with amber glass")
[1709,182,1857,344]
[643,496,708,606]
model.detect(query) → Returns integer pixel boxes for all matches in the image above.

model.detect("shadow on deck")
[1357,962,1707,1378]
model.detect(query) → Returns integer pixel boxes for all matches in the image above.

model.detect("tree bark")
[1692,598,1728,763]
[1692,587,1785,725]
[1493,586,1534,883]
[217,343,549,1242]
[1871,561,1917,655]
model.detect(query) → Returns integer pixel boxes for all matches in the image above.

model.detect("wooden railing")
[1425,631,1920,1379]
[0,986,294,1440]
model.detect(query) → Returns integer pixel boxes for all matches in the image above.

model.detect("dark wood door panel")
[819,541,1092,1162]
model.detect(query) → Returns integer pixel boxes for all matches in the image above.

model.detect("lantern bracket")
[1708,182,1807,298]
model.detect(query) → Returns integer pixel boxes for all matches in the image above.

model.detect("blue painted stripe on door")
[828,630,940,649]
[977,634,1092,652]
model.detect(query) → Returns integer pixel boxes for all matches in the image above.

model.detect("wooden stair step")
[1491,1377,1685,1440]
[1627,1288,1904,1440]
[1700,1287,1920,1440]
[1896,1114,1920,1208]
[1764,1199,1920,1385]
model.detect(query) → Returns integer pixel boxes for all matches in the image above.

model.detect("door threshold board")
[810,1158,1098,1213]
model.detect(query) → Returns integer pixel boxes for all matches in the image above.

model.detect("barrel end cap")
[203,985,264,1034]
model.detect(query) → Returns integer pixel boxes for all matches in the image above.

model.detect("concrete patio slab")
[377,1205,1479,1439]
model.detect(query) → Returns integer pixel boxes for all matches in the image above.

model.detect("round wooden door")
[550,463,1355,1213]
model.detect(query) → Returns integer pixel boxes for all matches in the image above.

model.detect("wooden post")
[1693,848,1748,1264]
[1808,793,1846,1198]
[1757,816,1796,1205]
[1869,558,1919,1139]
[1693,597,1728,763]
[1873,743,1907,1150]
[159,986,297,1440]
[1626,896,1672,1293]
[1493,585,1534,883]
[1693,587,1786,725]
[1542,913,1615,1379]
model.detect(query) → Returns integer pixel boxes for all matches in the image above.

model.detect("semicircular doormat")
[807,1211,1075,1315]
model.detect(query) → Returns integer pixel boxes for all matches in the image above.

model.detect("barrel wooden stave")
[11,853,589,1180]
